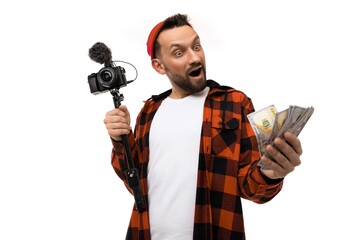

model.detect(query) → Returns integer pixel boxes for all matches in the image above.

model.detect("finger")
[104,109,122,121]
[118,105,129,114]
[104,108,130,124]
[106,121,131,139]
[272,138,301,167]
[260,154,288,179]
[118,105,131,124]
[284,131,303,155]
[266,144,297,171]
[107,119,131,129]
[104,116,131,130]
[108,127,131,136]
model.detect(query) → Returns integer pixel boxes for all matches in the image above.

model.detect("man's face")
[156,25,207,98]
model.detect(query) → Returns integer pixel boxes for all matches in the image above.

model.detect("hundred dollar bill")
[289,106,314,136]
[275,105,307,138]
[271,106,314,139]
[270,109,289,142]
[247,105,277,156]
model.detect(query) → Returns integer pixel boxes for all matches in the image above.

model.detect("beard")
[164,64,207,95]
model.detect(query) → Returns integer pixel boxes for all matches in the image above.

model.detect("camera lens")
[100,70,113,82]
[97,67,117,89]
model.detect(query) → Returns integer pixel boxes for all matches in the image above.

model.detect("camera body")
[88,65,127,95]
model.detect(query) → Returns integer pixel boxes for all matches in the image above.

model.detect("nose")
[187,49,201,64]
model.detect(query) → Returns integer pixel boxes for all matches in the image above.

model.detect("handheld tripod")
[110,89,145,212]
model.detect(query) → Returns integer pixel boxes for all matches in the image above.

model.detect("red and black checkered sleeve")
[237,95,283,203]
[110,133,139,194]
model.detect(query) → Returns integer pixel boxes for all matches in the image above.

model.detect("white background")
[1,0,359,239]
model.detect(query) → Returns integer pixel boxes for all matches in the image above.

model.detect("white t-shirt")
[148,87,209,240]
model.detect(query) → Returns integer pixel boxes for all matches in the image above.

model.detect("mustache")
[187,63,203,74]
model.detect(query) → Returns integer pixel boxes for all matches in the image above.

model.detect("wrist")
[111,136,122,142]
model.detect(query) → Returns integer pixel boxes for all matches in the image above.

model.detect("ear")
[151,59,166,75]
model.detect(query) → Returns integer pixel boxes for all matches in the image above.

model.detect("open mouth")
[189,67,202,77]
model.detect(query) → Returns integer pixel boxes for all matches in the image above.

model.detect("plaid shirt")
[111,80,283,240]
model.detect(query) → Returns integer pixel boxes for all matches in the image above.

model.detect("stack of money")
[247,105,314,168]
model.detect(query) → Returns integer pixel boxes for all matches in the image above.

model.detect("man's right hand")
[103,105,132,141]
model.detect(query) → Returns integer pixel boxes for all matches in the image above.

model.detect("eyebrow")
[169,35,200,51]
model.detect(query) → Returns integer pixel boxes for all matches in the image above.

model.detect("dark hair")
[162,13,192,30]
[153,14,193,58]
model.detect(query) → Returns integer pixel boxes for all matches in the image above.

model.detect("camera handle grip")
[111,89,146,213]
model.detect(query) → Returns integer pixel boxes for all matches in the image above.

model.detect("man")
[104,13,302,240]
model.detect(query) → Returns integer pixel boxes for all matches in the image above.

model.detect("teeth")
[193,66,201,71]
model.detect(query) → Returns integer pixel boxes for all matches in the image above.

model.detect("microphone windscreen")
[89,42,112,66]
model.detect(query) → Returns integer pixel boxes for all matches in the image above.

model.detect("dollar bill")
[248,104,314,169]
[275,105,307,138]
[270,109,288,142]
[247,105,277,156]
[289,107,314,136]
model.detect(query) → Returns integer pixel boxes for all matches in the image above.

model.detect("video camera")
[88,65,127,95]
[87,42,134,95]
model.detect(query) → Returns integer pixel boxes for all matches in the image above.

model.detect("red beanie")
[146,21,164,59]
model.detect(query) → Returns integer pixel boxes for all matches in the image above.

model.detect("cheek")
[168,60,187,73]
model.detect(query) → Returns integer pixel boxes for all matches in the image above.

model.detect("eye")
[194,44,202,51]
[174,50,183,57]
